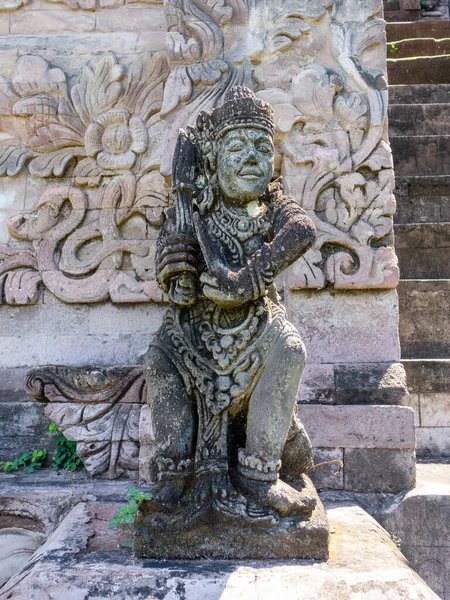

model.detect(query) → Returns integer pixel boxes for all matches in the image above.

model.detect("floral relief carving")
[0,50,171,305]
[0,52,168,181]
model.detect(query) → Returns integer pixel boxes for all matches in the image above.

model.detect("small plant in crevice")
[0,449,47,473]
[49,422,84,471]
[108,485,152,547]
[389,42,399,57]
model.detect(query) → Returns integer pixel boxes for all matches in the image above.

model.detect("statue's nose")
[245,148,258,164]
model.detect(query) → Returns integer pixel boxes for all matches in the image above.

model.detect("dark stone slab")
[334,362,408,405]
[398,280,450,359]
[134,479,329,560]
[395,223,450,279]
[389,104,450,136]
[389,84,450,105]
[402,359,450,393]
[386,20,450,42]
[388,56,450,86]
[344,448,416,493]
[391,135,450,176]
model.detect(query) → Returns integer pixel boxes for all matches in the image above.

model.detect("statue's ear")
[206,151,217,174]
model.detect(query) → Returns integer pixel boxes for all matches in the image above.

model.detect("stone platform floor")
[0,469,441,600]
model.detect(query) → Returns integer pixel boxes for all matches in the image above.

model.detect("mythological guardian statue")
[136,87,328,558]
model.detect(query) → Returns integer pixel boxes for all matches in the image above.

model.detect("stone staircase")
[389,70,450,458]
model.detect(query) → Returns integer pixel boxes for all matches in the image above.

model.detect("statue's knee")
[282,333,306,369]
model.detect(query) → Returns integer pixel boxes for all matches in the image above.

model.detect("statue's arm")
[156,207,199,295]
[198,197,315,308]
[254,196,315,280]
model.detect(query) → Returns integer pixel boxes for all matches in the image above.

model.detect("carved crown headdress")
[210,86,274,139]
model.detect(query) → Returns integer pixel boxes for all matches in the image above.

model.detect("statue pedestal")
[133,483,329,560]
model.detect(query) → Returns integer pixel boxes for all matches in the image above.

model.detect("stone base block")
[344,448,416,493]
[1,498,439,600]
[379,462,450,600]
[133,478,329,561]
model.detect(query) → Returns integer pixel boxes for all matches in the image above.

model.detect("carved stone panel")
[0,0,398,303]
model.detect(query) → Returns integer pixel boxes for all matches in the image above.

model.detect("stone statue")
[135,87,329,559]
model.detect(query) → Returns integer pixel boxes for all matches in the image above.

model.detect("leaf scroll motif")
[259,59,397,291]
[25,365,146,479]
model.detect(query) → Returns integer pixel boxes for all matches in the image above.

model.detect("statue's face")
[217,128,274,202]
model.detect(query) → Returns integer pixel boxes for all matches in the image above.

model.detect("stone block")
[386,20,450,42]
[10,11,96,33]
[87,304,165,335]
[389,104,450,137]
[395,223,450,279]
[399,280,450,359]
[388,56,450,86]
[0,15,9,35]
[0,333,151,368]
[407,393,420,427]
[309,447,344,491]
[0,367,31,403]
[391,134,450,176]
[0,501,439,599]
[333,362,408,405]
[420,393,450,427]
[298,363,335,404]
[389,83,450,104]
[290,290,400,364]
[95,7,166,32]
[417,427,450,457]
[403,359,450,394]
[0,402,50,439]
[344,448,416,493]
[297,405,415,450]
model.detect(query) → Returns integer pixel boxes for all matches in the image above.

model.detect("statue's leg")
[144,345,196,503]
[237,329,316,517]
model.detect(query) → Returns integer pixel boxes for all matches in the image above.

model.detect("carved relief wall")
[0,0,397,308]
[0,0,407,485]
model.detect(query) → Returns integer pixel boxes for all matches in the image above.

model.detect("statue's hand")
[200,264,254,309]
[157,233,199,295]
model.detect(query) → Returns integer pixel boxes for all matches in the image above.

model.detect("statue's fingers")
[200,272,219,288]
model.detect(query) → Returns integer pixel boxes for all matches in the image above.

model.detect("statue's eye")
[228,143,244,152]
[257,144,272,154]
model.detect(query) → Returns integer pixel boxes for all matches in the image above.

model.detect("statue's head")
[192,87,275,208]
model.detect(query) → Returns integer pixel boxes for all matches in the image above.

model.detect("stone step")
[387,55,450,85]
[398,279,450,359]
[387,37,450,60]
[389,83,450,104]
[386,20,450,41]
[384,9,421,21]
[394,175,450,226]
[389,103,450,136]
[395,223,450,278]
[390,134,450,176]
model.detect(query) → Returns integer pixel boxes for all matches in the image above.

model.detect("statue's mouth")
[238,168,261,180]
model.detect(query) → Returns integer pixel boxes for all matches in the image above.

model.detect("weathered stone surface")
[417,428,450,457]
[0,528,46,587]
[389,104,450,137]
[344,448,416,493]
[290,290,401,364]
[389,84,450,105]
[135,477,329,561]
[386,20,450,41]
[388,56,450,86]
[309,448,344,492]
[420,393,450,427]
[403,359,450,393]
[297,405,415,449]
[299,362,408,405]
[391,135,450,177]
[395,223,450,279]
[380,462,450,599]
[0,503,439,600]
[333,362,408,405]
[399,280,450,359]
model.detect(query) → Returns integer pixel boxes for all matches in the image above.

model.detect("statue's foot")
[237,474,316,518]
[148,477,190,511]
